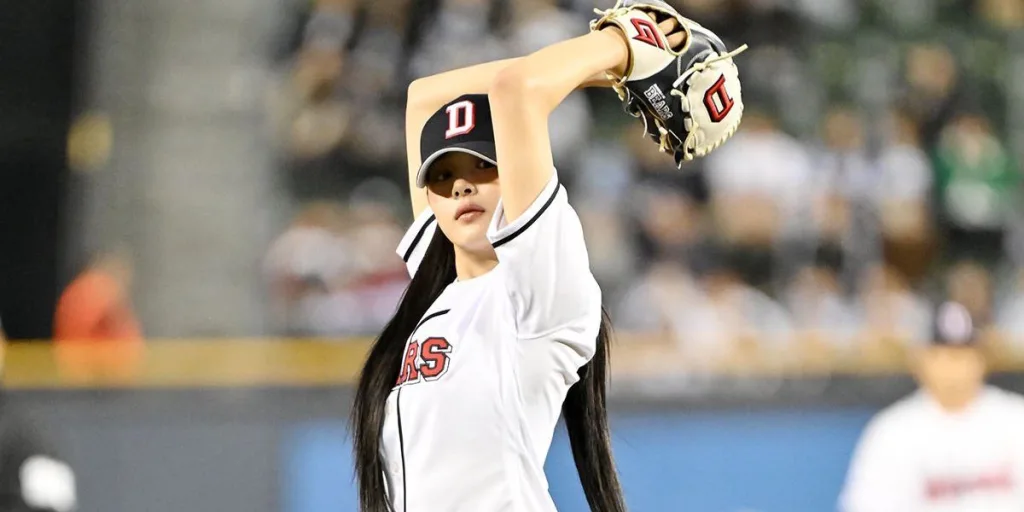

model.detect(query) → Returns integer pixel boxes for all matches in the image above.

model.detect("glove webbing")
[667,44,748,163]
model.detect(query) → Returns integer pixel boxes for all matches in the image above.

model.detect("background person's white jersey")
[382,174,600,512]
[841,385,1024,512]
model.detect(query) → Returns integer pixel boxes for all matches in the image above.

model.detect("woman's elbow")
[489,66,550,111]
[407,78,431,107]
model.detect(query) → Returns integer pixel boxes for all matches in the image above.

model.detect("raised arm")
[405,61,613,217]
[487,19,680,222]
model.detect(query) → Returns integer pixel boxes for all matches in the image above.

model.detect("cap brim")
[415,142,498,188]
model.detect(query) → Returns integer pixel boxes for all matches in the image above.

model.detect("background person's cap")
[416,94,497,188]
[932,301,977,346]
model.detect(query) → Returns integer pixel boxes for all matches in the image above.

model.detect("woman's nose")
[452,179,475,198]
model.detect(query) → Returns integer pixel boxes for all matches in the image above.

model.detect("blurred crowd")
[259,0,1024,360]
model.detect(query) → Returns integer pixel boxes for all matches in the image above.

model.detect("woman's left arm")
[487,28,630,222]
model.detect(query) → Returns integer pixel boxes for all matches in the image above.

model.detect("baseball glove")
[590,0,747,166]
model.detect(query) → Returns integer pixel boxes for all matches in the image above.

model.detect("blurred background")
[3,0,1024,510]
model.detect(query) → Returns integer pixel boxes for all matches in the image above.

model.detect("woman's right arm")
[405,61,612,217]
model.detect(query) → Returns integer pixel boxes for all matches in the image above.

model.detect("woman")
[351,13,687,512]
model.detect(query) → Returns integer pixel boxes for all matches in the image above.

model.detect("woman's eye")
[431,171,452,182]
[475,160,496,170]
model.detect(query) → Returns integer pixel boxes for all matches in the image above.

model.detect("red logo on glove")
[630,18,666,50]
[704,75,735,123]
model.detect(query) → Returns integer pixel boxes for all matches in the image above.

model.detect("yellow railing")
[4,334,1024,389]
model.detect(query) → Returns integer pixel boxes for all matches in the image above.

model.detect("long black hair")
[351,227,625,512]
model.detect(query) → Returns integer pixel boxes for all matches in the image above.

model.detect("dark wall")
[0,0,83,339]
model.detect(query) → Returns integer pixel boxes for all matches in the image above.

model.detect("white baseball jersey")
[383,174,600,512]
[841,386,1024,512]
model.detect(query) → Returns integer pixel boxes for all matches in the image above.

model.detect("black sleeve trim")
[402,214,436,262]
[490,181,560,249]
[412,308,450,334]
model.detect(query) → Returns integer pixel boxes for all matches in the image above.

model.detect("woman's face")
[425,152,501,255]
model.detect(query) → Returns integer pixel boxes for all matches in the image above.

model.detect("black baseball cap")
[415,94,498,188]
[932,301,977,346]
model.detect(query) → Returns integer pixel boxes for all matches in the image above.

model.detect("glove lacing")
[590,3,748,163]
[666,44,748,162]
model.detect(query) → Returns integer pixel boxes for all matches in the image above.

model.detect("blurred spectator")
[265,202,352,335]
[855,264,932,345]
[408,0,509,79]
[265,198,408,336]
[615,260,703,337]
[338,0,412,165]
[271,0,355,161]
[977,0,1024,29]
[54,249,141,343]
[792,0,860,32]
[809,106,879,282]
[877,109,937,285]
[686,255,795,361]
[933,112,1021,266]
[995,270,1024,347]
[705,110,814,287]
[945,261,994,328]
[784,257,859,349]
[902,43,960,147]
[629,177,708,268]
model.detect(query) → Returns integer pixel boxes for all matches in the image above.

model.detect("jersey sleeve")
[839,414,915,512]
[486,173,601,351]
[395,209,438,279]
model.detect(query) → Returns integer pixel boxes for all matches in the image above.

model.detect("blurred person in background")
[313,199,409,335]
[945,261,994,329]
[902,42,960,148]
[855,263,932,347]
[338,0,416,167]
[877,108,936,285]
[264,199,408,336]
[615,260,704,339]
[841,301,1024,512]
[995,269,1024,348]
[933,111,1021,267]
[690,251,795,365]
[784,247,858,351]
[264,202,352,335]
[271,0,356,162]
[976,0,1024,30]
[808,105,879,285]
[53,248,140,343]
[407,0,510,79]
[704,108,814,289]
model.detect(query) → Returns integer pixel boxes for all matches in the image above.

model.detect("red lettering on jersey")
[445,100,476,139]
[394,337,454,387]
[925,466,1015,501]
[630,18,665,50]
[703,75,735,123]
[419,337,452,381]
[396,341,420,385]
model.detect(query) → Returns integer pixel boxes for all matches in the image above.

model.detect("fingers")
[666,28,686,50]
[656,16,675,33]
[654,15,686,51]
